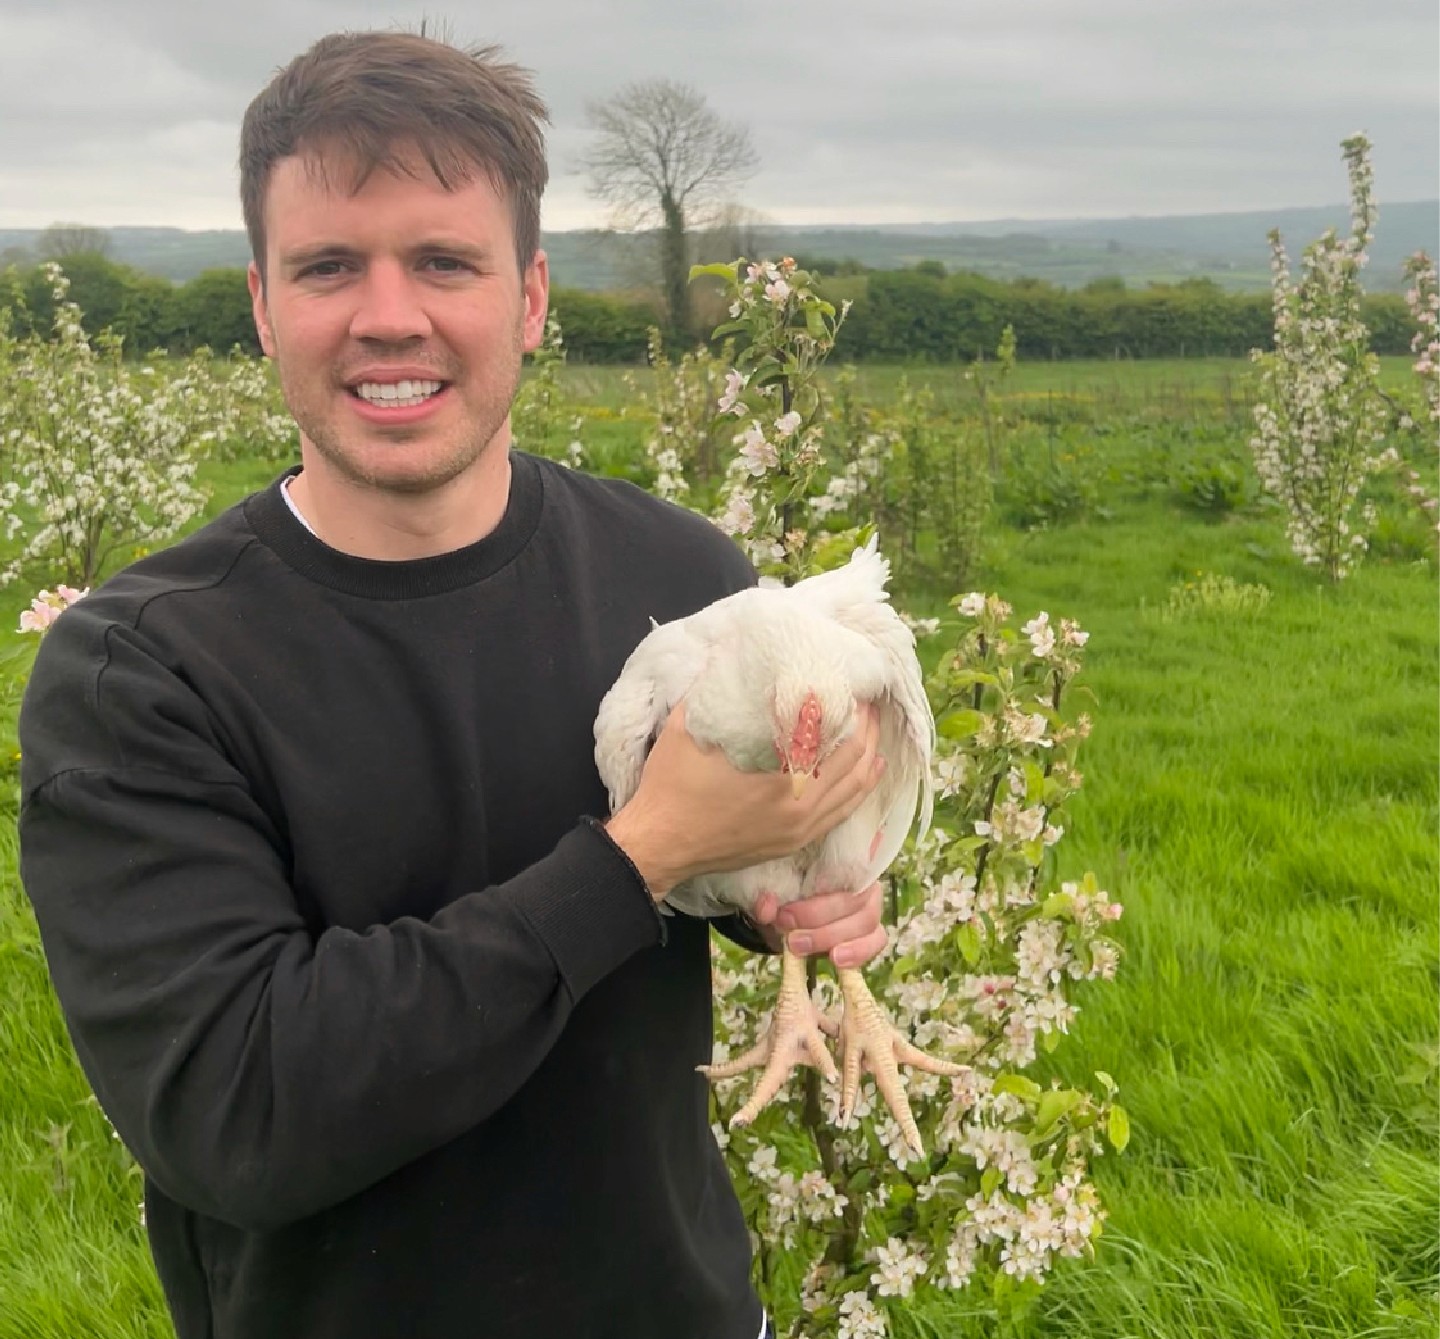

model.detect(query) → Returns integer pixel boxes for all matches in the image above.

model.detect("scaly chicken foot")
[836,966,966,1162]
[699,948,838,1128]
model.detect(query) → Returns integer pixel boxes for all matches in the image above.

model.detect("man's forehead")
[280,140,491,200]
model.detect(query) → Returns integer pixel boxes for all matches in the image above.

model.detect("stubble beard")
[277,328,525,498]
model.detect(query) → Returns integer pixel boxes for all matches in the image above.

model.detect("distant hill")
[2,201,1433,293]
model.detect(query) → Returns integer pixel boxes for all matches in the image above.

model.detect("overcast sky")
[1,0,1435,233]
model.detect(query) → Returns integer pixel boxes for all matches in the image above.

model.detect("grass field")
[0,358,1435,1337]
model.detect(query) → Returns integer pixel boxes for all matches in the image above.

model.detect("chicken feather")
[593,537,956,1158]
[594,536,934,917]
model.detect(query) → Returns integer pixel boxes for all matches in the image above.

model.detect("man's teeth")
[353,379,444,408]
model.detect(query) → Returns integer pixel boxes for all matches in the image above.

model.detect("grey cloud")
[0,0,1433,230]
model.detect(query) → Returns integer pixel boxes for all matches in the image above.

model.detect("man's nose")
[349,261,433,343]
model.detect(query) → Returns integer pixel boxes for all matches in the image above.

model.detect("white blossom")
[869,1238,928,1298]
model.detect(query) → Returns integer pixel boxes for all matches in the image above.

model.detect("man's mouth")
[348,379,448,409]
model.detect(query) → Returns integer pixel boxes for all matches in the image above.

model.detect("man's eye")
[299,261,346,279]
[423,256,469,273]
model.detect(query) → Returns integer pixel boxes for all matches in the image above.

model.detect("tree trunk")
[660,195,690,346]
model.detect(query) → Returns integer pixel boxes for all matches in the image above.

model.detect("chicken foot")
[699,947,838,1128]
[836,966,966,1162]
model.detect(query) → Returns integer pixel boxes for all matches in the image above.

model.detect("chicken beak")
[790,772,810,801]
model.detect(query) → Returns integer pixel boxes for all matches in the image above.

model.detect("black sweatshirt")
[18,451,767,1339]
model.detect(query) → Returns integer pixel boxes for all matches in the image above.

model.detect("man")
[18,30,887,1339]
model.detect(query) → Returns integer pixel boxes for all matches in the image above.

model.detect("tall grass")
[905,503,1437,1338]
[0,359,1434,1338]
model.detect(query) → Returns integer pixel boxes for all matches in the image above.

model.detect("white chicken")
[594,538,961,1158]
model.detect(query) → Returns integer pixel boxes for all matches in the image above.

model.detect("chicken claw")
[699,948,838,1127]
[836,966,965,1162]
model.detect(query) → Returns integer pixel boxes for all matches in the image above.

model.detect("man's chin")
[305,435,499,497]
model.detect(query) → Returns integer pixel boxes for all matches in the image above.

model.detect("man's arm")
[19,621,663,1235]
[21,767,660,1234]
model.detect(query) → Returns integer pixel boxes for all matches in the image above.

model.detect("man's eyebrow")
[278,241,496,270]
[410,240,495,264]
[279,244,362,271]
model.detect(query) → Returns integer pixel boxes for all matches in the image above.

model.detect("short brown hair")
[240,32,549,278]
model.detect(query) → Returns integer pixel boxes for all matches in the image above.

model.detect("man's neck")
[286,447,513,561]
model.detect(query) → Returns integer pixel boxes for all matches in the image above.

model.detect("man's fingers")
[775,884,874,933]
[831,924,888,970]
[781,882,884,960]
[787,909,886,961]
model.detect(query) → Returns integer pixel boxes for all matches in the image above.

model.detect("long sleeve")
[18,617,663,1234]
[13,458,771,1339]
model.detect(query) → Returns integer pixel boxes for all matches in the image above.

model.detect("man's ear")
[247,262,276,358]
[521,249,550,354]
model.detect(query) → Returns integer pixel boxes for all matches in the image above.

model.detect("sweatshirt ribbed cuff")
[509,820,666,1002]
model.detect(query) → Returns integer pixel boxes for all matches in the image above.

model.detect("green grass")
[556,355,1419,413]
[0,360,1435,1337]
[898,505,1438,1338]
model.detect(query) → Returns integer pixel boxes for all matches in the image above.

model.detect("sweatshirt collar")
[245,451,545,599]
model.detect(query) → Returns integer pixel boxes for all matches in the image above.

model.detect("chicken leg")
[699,947,838,1127]
[836,966,966,1163]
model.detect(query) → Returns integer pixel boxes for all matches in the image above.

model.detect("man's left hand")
[748,883,886,969]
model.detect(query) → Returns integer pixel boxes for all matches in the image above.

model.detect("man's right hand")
[603,702,884,901]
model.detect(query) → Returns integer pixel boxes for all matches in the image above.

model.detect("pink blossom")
[19,584,88,635]
[717,369,748,416]
[736,422,778,476]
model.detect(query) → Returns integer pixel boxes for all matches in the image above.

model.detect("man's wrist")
[602,807,681,903]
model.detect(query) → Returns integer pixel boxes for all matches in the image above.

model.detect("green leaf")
[992,1267,1015,1302]
[950,835,988,855]
[1094,1070,1117,1095]
[948,669,999,690]
[1108,1104,1131,1152]
[688,262,737,283]
[1041,892,1075,919]
[954,922,983,965]
[1040,1026,1063,1054]
[992,1073,1043,1103]
[980,1166,1002,1197]
[1034,1088,1084,1134]
[889,1181,915,1205]
[1023,760,1046,805]
[792,384,820,420]
[938,708,985,740]
[1043,776,1074,805]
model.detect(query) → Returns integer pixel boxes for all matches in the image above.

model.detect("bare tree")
[583,81,758,339]
[37,223,112,260]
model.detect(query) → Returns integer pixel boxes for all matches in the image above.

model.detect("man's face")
[248,151,548,495]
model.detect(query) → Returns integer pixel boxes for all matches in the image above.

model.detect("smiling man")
[17,31,887,1339]
[250,151,545,552]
